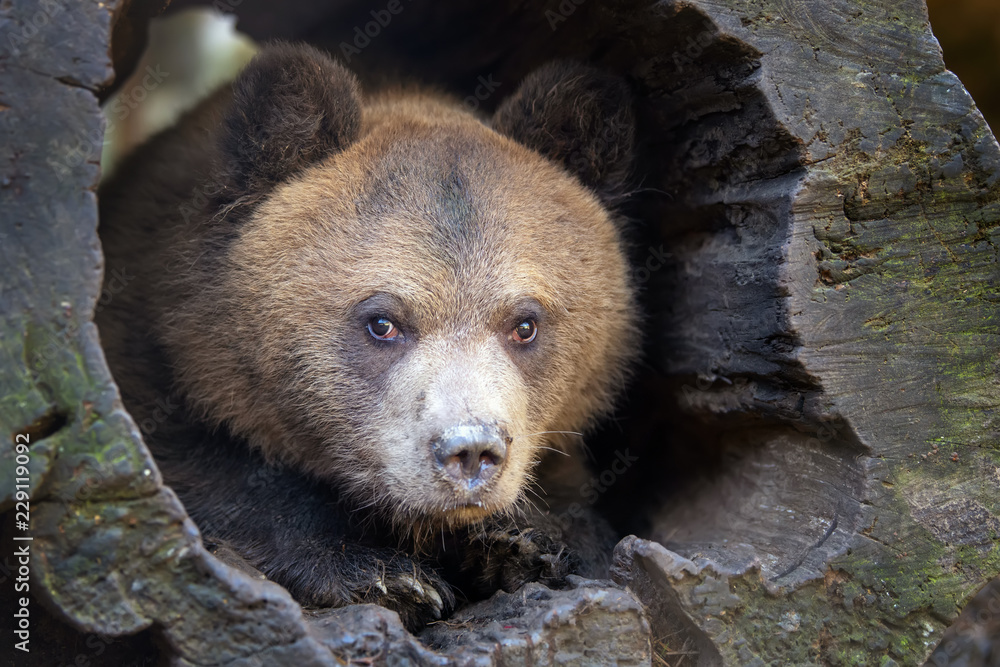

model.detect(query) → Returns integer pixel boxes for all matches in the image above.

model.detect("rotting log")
[604,1,1000,663]
[2,0,999,665]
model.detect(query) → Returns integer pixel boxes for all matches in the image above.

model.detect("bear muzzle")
[432,423,509,494]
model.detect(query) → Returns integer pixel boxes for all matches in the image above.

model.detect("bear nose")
[433,424,507,487]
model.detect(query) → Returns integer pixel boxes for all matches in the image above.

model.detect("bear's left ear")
[219,43,362,196]
[492,61,635,206]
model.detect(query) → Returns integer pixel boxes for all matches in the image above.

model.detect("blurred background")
[101,0,1000,174]
[927,0,1000,132]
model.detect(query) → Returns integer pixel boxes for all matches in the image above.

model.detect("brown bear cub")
[98,43,638,630]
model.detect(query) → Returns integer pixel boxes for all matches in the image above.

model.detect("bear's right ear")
[492,61,635,206]
[219,43,361,196]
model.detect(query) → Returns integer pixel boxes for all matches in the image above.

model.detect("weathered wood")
[614,1,1000,663]
[2,0,998,664]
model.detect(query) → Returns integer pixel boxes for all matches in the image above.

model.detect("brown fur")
[98,43,637,629]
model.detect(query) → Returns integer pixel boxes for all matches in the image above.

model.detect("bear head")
[163,44,639,534]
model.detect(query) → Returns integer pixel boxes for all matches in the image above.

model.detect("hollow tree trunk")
[602,1,1000,664]
[1,0,998,665]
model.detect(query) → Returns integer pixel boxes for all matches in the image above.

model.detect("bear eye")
[511,319,537,344]
[367,317,399,341]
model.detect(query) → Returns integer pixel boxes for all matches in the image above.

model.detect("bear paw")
[240,539,454,633]
[368,562,455,630]
[472,526,581,593]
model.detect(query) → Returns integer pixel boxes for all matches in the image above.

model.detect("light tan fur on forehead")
[239,90,627,322]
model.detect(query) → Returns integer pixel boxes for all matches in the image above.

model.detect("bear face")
[159,52,638,533]
[98,43,638,627]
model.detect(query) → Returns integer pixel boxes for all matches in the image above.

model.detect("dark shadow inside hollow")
[110,0,867,631]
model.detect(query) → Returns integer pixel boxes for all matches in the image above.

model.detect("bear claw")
[470,525,580,593]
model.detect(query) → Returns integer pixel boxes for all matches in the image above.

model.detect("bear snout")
[432,424,509,490]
